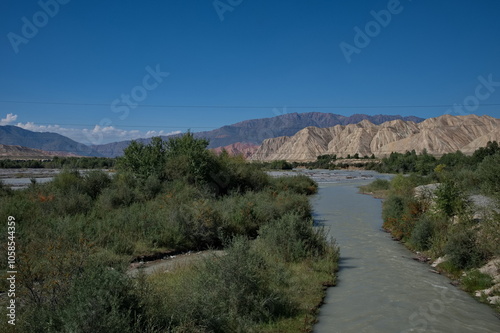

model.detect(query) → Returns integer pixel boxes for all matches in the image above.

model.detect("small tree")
[117,137,167,180]
[164,132,218,186]
[435,180,466,218]
[477,153,500,201]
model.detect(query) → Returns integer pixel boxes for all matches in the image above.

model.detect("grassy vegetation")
[462,269,494,293]
[0,134,338,333]
[0,156,116,169]
[364,142,500,313]
[359,178,391,198]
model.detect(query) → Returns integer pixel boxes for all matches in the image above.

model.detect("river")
[311,179,500,333]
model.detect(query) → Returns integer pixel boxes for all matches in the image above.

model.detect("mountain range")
[0,125,99,157]
[3,114,499,161]
[91,113,424,157]
[250,114,500,162]
[0,144,79,159]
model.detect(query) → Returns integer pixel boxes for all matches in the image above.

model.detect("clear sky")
[1,0,500,144]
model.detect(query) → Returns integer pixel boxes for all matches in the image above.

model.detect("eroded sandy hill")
[250,115,500,162]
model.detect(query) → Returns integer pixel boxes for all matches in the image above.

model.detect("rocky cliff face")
[250,115,500,161]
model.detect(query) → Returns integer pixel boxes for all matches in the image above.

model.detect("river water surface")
[311,180,500,333]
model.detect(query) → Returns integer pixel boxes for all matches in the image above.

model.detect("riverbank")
[312,181,500,332]
[360,175,500,317]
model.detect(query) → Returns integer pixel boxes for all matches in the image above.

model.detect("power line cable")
[1,100,500,109]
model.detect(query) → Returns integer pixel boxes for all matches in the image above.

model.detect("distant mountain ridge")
[92,113,425,157]
[0,144,80,159]
[250,114,500,161]
[0,125,99,157]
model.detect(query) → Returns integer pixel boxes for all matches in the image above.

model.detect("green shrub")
[461,269,493,293]
[382,194,406,223]
[269,160,293,170]
[217,190,313,240]
[59,265,141,333]
[82,170,112,199]
[366,178,390,191]
[436,260,463,279]
[55,190,93,215]
[217,192,267,238]
[159,237,293,332]
[0,180,12,196]
[99,184,137,209]
[213,155,270,195]
[258,213,330,262]
[50,169,84,193]
[445,227,486,270]
[427,215,450,258]
[270,175,318,195]
[19,263,141,333]
[118,137,168,181]
[434,180,466,217]
[163,133,220,187]
[181,199,223,249]
[141,174,163,200]
[382,193,421,240]
[390,174,422,196]
[359,178,390,196]
[480,214,500,256]
[477,153,500,201]
[410,215,434,251]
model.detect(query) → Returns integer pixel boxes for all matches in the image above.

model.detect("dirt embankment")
[127,250,225,277]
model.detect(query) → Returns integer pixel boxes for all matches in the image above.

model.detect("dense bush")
[434,180,467,218]
[142,238,291,332]
[0,156,115,169]
[18,262,141,333]
[479,213,500,257]
[477,153,500,200]
[117,136,169,180]
[216,189,313,239]
[444,226,487,270]
[161,133,226,188]
[369,150,437,174]
[82,170,112,199]
[50,169,83,193]
[214,154,271,194]
[98,183,137,210]
[410,215,434,251]
[258,213,330,262]
[268,160,293,170]
[461,269,494,293]
[359,178,390,196]
[297,154,337,170]
[381,175,429,241]
[179,237,292,331]
[269,174,318,195]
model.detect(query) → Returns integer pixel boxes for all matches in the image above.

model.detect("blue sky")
[1,0,500,144]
